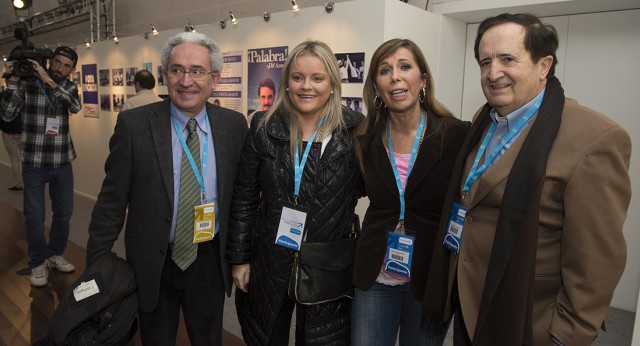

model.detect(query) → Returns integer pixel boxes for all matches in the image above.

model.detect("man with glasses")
[86,32,248,345]
[1,46,81,287]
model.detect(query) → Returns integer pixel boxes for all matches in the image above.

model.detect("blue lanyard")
[463,96,543,194]
[36,80,59,113]
[171,113,210,199]
[388,112,426,221]
[294,117,326,202]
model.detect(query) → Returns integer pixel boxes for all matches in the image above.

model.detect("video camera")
[9,26,54,78]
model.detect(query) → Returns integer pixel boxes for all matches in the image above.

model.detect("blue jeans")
[352,282,447,346]
[22,163,74,268]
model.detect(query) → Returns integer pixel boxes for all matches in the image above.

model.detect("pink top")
[376,150,412,286]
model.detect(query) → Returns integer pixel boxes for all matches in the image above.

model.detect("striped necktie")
[172,118,201,270]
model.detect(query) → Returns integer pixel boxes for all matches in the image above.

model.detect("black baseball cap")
[53,46,78,67]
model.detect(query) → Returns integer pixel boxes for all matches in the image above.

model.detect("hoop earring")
[419,87,426,104]
[374,95,385,110]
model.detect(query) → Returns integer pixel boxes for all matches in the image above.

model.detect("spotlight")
[12,0,31,10]
[291,0,299,12]
[263,12,271,22]
[219,20,226,29]
[325,2,335,13]
[2,56,7,62]
[229,11,237,24]
[150,24,158,35]
[112,34,119,43]
[185,22,195,32]
[84,38,91,48]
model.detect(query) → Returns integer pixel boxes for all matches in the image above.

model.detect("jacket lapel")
[149,101,175,206]
[465,124,533,211]
[207,103,228,203]
[358,124,400,200]
[404,112,446,196]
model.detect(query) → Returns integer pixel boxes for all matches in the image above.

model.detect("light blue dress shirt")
[485,88,545,163]
[169,103,219,242]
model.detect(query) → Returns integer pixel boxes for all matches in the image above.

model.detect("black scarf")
[422,77,564,345]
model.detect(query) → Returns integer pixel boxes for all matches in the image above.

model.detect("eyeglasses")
[167,66,215,80]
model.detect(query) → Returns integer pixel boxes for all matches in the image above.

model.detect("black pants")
[138,238,225,346]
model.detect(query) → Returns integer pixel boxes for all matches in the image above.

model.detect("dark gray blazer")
[86,98,248,312]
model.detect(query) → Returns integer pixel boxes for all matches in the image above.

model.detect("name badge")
[443,203,467,253]
[73,279,100,301]
[45,117,60,136]
[275,205,307,251]
[193,202,215,243]
[383,232,414,280]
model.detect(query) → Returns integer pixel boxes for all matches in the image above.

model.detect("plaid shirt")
[1,77,81,168]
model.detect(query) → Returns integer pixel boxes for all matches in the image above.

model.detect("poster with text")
[247,46,287,119]
[82,64,98,117]
[210,50,243,113]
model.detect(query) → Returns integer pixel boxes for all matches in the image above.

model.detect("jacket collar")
[357,109,453,196]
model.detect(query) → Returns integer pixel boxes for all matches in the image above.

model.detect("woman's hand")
[232,264,250,293]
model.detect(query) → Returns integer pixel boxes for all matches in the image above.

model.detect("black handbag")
[288,215,360,304]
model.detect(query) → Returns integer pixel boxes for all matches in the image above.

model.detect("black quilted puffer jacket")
[227,107,363,345]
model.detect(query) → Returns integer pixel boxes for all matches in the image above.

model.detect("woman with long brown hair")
[351,38,469,345]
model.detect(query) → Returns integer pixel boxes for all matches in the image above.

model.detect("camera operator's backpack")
[46,252,139,345]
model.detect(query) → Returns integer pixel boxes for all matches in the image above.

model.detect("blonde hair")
[259,40,344,157]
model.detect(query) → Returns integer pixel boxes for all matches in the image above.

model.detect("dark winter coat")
[227,107,364,345]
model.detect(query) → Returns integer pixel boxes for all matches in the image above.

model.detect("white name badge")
[73,279,100,301]
[443,202,467,253]
[275,206,307,251]
[45,117,60,136]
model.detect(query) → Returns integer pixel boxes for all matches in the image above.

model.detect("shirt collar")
[170,103,209,134]
[490,88,546,131]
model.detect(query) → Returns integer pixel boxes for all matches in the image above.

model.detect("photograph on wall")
[125,67,138,86]
[99,69,110,87]
[100,94,111,112]
[247,46,288,122]
[342,97,363,113]
[157,65,165,86]
[335,52,365,83]
[112,68,124,86]
[72,71,81,87]
[210,50,243,113]
[81,64,99,117]
[142,62,152,71]
[113,94,124,113]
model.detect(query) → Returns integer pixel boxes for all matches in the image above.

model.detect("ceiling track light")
[112,34,119,44]
[263,12,271,22]
[13,0,31,10]
[150,24,158,36]
[291,0,299,12]
[185,22,195,32]
[219,20,227,29]
[144,32,149,40]
[84,38,91,48]
[325,2,335,13]
[229,11,238,24]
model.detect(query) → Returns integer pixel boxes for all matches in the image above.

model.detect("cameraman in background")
[0,45,81,287]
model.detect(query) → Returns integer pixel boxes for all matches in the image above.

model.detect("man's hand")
[28,59,57,88]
